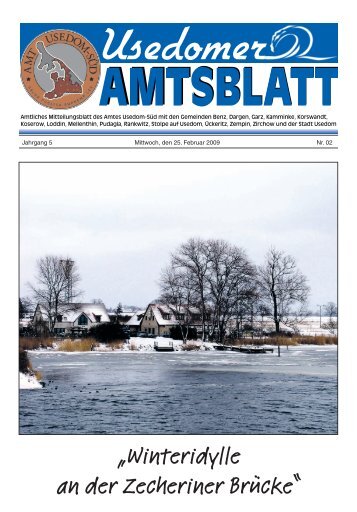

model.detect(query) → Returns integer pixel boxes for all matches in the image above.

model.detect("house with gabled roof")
[33,302,110,336]
[125,310,145,335]
[140,303,202,336]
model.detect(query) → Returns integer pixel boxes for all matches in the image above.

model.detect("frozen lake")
[20,345,337,435]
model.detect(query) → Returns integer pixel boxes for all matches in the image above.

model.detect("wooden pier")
[213,345,274,354]
[154,340,175,352]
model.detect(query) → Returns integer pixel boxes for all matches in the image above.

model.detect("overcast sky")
[20,162,337,311]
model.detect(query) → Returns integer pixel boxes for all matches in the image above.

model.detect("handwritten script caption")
[56,445,301,496]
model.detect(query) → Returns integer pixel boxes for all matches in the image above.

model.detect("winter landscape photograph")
[19,162,337,435]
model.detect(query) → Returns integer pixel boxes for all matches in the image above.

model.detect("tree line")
[22,239,337,342]
[159,238,311,342]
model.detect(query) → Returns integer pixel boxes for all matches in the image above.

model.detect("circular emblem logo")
[21,29,100,109]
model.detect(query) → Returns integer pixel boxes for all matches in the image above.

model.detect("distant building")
[19,314,34,335]
[125,310,145,335]
[108,309,136,324]
[33,302,110,336]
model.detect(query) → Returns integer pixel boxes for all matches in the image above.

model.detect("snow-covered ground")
[30,316,338,357]
[295,316,337,336]
[20,372,42,389]
[252,315,337,336]
[94,336,215,352]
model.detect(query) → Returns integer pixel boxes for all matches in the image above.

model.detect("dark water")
[20,346,337,435]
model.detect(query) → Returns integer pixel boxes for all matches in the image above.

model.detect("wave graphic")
[267,25,335,61]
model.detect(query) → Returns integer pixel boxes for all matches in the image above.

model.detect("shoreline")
[27,342,337,354]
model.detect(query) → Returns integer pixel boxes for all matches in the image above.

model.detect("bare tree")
[324,301,337,318]
[255,303,271,337]
[171,238,211,340]
[322,301,338,333]
[258,247,310,333]
[159,238,257,343]
[19,296,33,319]
[159,266,198,343]
[205,239,257,343]
[29,255,81,334]
[232,285,260,339]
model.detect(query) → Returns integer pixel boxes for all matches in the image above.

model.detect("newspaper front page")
[3,2,356,511]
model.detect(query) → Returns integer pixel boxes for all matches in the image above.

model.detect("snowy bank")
[20,372,42,389]
[94,337,216,352]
